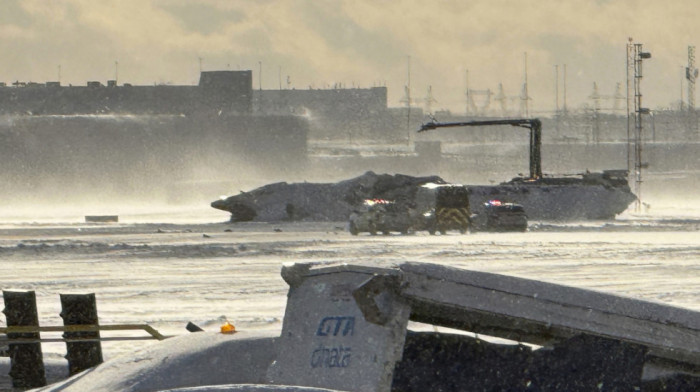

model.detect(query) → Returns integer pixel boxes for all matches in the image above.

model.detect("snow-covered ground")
[1,203,699,367]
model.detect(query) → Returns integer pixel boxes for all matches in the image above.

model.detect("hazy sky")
[1,0,698,114]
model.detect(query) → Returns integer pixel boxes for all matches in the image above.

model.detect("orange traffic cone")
[220,321,236,334]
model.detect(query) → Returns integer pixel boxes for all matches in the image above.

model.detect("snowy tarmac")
[1,205,699,365]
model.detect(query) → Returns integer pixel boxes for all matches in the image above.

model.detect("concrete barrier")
[85,216,119,223]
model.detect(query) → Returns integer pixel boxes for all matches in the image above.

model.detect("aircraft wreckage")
[211,170,635,224]
[34,262,700,391]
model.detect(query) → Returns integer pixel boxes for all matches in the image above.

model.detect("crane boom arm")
[418,118,542,180]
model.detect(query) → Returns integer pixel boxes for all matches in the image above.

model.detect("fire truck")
[348,183,471,235]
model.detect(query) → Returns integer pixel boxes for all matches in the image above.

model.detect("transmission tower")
[588,82,626,113]
[519,83,531,117]
[467,89,493,116]
[685,46,698,111]
[687,46,697,111]
[424,86,438,115]
[589,82,601,111]
[686,46,699,135]
[495,83,507,116]
[520,52,531,117]
[613,82,625,112]
[464,69,493,116]
[465,69,470,115]
[589,82,601,143]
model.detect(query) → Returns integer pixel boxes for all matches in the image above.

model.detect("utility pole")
[522,52,530,117]
[399,57,413,131]
[562,64,567,113]
[402,55,411,145]
[465,69,470,116]
[590,82,601,143]
[554,65,559,113]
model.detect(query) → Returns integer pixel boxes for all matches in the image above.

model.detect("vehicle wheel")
[349,222,359,236]
[368,223,377,236]
[382,231,390,235]
[428,226,436,235]
[459,225,468,234]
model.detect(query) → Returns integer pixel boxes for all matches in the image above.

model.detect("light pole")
[632,43,651,213]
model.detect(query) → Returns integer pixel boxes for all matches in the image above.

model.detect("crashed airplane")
[211,170,635,223]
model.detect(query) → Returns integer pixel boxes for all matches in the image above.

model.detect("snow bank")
[31,331,279,392]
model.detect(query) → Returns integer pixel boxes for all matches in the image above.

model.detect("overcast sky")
[1,0,697,114]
